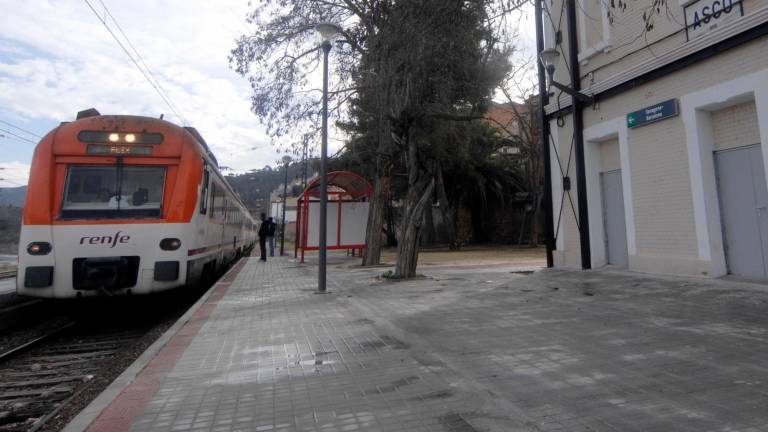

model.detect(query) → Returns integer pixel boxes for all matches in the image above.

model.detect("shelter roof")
[301,171,372,198]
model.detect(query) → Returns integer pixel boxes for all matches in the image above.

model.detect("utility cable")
[95,0,188,124]
[0,120,42,139]
[0,128,37,144]
[83,0,189,125]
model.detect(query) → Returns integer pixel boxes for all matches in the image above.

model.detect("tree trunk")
[529,191,542,247]
[385,198,397,247]
[394,125,434,279]
[394,178,435,278]
[422,201,435,247]
[434,162,457,249]
[363,158,392,266]
[517,209,527,245]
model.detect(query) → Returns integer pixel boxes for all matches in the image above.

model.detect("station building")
[538,0,768,278]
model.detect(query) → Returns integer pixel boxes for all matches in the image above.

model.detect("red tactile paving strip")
[85,259,248,432]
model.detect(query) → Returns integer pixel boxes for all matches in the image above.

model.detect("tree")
[231,0,524,276]
[231,1,392,266]
[435,121,526,247]
[356,0,510,278]
[494,59,544,246]
[229,1,380,147]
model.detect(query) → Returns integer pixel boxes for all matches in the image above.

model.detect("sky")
[0,1,538,188]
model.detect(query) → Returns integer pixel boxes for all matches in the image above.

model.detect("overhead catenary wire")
[0,128,37,145]
[94,0,188,124]
[0,120,42,139]
[0,136,39,147]
[82,0,189,125]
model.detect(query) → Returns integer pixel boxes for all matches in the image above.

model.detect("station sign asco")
[684,0,744,41]
[627,99,679,129]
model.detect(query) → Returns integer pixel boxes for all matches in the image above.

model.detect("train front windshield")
[61,165,166,219]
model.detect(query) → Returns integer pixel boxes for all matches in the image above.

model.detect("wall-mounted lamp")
[539,48,595,105]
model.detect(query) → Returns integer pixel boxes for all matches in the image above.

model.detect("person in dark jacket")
[267,217,277,256]
[258,213,268,261]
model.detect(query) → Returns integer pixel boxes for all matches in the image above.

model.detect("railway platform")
[65,253,768,432]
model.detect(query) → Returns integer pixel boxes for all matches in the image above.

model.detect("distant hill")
[227,162,316,217]
[0,186,26,207]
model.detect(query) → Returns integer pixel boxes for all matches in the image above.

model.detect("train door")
[715,144,768,278]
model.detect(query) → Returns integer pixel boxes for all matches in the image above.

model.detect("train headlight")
[160,238,181,251]
[27,242,52,255]
[79,130,164,145]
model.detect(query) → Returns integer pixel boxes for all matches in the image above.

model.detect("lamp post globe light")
[537,48,594,104]
[538,48,559,87]
[315,22,341,293]
[280,155,291,256]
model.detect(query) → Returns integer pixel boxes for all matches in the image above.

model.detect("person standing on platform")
[267,217,277,257]
[258,213,268,262]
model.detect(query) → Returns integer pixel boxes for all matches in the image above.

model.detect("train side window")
[200,169,210,215]
[209,183,216,218]
[216,187,222,219]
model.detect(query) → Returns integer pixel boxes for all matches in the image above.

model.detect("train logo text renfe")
[79,232,130,248]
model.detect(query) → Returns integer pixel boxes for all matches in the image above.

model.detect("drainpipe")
[535,0,555,268]
[566,0,591,269]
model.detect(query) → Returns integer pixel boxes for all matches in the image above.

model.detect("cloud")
[0,0,284,172]
[0,1,539,174]
[0,161,30,187]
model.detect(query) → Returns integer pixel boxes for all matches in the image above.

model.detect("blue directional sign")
[627,99,679,129]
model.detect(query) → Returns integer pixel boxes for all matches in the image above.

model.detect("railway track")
[0,322,145,431]
[0,271,17,280]
[0,300,53,334]
[0,257,239,431]
[0,299,165,432]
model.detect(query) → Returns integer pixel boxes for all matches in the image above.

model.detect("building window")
[577,0,613,64]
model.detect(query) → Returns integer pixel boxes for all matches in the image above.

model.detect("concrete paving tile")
[69,256,768,432]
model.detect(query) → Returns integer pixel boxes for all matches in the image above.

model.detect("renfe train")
[16,109,257,298]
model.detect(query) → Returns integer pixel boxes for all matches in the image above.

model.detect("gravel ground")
[0,314,72,355]
[378,244,545,268]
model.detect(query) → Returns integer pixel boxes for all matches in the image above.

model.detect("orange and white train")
[17,109,257,298]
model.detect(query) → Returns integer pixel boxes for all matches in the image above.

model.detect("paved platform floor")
[68,255,768,431]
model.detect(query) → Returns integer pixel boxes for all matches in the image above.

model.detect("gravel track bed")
[35,315,180,432]
[0,264,228,432]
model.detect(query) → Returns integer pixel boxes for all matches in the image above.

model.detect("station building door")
[600,170,628,267]
[715,144,768,278]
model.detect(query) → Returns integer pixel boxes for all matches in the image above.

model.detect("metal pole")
[535,0,555,268]
[566,0,591,269]
[318,40,331,292]
[302,140,308,189]
[280,160,288,256]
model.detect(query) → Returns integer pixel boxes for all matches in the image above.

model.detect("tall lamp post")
[315,22,341,293]
[280,155,291,256]
[539,44,595,270]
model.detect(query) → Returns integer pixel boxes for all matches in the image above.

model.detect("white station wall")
[306,202,369,248]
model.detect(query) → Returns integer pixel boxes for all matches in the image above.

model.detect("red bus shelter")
[294,171,373,263]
